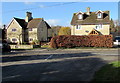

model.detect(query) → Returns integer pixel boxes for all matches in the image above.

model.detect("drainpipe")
[18,33,22,45]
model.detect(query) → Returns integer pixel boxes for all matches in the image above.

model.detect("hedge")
[50,35,113,48]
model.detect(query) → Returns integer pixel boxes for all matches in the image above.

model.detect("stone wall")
[10,45,33,49]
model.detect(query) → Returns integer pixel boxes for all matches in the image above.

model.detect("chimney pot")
[25,12,33,22]
[86,7,90,15]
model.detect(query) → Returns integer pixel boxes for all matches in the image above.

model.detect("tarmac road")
[2,48,119,82]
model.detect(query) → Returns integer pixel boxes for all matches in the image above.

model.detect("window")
[12,38,17,41]
[97,13,102,18]
[78,14,82,19]
[76,25,81,29]
[95,24,102,30]
[29,38,33,41]
[29,28,33,31]
[12,28,17,32]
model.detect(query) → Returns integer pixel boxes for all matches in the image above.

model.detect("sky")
[1,2,119,27]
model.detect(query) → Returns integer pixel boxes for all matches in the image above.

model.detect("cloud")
[66,21,71,26]
[24,2,35,5]
[39,5,45,8]
[45,19,60,26]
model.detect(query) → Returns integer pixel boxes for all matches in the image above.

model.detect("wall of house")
[24,28,28,42]
[28,28,38,43]
[7,19,23,44]
[48,29,52,37]
[71,24,110,35]
[37,21,48,42]
[27,21,50,43]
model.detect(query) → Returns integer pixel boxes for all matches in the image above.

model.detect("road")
[2,48,119,82]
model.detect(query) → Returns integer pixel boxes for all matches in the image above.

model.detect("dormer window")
[96,10,104,19]
[78,14,83,20]
[76,11,84,20]
[97,13,102,18]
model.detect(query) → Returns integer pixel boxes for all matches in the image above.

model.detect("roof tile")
[71,11,110,25]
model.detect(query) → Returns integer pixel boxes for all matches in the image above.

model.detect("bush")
[22,42,27,45]
[2,43,11,52]
[50,35,113,48]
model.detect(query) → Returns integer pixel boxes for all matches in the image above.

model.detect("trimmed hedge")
[50,35,113,48]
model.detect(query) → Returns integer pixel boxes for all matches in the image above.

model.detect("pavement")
[1,48,119,82]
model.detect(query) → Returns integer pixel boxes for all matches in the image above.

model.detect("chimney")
[25,12,33,22]
[86,7,90,15]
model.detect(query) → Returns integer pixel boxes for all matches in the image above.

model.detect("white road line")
[2,75,21,79]
[1,55,118,67]
[45,55,53,60]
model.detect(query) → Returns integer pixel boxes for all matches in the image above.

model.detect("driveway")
[2,48,119,82]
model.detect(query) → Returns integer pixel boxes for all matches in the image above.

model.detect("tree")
[51,26,61,37]
[58,27,71,35]
[110,19,115,29]
[111,20,120,37]
[113,19,119,27]
[2,25,7,43]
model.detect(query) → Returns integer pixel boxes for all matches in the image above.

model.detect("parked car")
[113,36,120,46]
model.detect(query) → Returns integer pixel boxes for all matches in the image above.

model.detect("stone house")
[26,18,51,43]
[6,12,51,44]
[6,17,27,44]
[71,7,111,35]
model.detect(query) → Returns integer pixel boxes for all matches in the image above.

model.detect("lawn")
[92,61,120,82]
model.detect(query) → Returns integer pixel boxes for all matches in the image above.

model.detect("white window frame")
[76,25,81,29]
[29,38,33,41]
[97,13,102,18]
[95,24,102,30]
[78,14,83,20]
[29,28,33,31]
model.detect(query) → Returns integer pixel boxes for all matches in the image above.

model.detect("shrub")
[50,36,58,48]
[2,43,11,52]
[22,42,27,45]
[50,35,113,48]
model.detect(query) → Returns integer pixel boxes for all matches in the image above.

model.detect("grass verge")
[91,61,120,82]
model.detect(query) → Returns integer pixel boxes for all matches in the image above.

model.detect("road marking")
[2,75,21,79]
[1,55,118,67]
[45,55,53,60]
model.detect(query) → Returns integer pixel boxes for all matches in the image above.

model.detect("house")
[6,12,51,44]
[6,17,27,44]
[71,7,111,35]
[26,18,51,43]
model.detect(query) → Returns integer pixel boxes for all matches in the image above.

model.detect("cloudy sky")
[1,2,118,27]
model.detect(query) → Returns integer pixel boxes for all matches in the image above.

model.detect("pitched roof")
[44,21,51,29]
[14,17,27,28]
[71,11,110,25]
[27,18,51,29]
[27,18,43,28]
